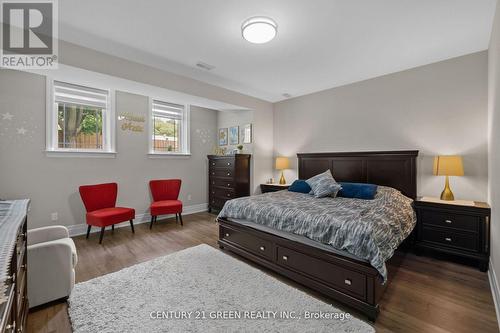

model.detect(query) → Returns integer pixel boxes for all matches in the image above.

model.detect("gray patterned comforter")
[217,187,416,281]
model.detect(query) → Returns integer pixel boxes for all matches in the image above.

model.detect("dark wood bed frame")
[217,150,418,321]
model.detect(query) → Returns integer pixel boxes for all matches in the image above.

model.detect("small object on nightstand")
[413,197,490,272]
[260,183,290,193]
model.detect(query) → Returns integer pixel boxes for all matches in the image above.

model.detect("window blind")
[54,80,108,109]
[152,100,184,120]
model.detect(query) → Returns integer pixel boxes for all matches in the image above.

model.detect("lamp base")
[440,175,455,201]
[279,171,286,185]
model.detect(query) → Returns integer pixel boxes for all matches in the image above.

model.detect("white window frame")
[45,77,116,157]
[148,97,190,157]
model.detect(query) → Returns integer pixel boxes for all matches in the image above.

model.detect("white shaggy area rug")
[68,244,374,333]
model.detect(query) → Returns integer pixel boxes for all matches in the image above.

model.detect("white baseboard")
[67,203,208,237]
[488,259,500,330]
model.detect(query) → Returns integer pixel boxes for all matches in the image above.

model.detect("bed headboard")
[297,150,418,199]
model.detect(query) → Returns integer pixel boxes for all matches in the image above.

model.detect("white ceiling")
[58,0,497,102]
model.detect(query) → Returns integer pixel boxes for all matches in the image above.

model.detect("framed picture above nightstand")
[413,197,491,271]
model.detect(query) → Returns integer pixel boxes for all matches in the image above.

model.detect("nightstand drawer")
[421,210,478,232]
[422,227,478,251]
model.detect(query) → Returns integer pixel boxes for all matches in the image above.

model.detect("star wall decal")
[16,127,27,135]
[2,112,13,120]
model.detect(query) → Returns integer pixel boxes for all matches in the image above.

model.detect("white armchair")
[27,226,77,308]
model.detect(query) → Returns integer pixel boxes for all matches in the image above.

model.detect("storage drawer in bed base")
[217,218,386,321]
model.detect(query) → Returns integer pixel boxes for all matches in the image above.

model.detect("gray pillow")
[306,170,342,198]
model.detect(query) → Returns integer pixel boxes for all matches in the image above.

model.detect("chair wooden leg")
[179,213,183,226]
[150,216,155,229]
[112,224,115,232]
[130,219,135,233]
[99,227,105,244]
[175,213,178,224]
[86,225,91,239]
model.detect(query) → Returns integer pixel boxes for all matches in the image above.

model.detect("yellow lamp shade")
[275,157,290,170]
[433,155,464,176]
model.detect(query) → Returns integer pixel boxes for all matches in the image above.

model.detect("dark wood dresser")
[208,154,251,212]
[0,200,29,333]
[413,198,490,271]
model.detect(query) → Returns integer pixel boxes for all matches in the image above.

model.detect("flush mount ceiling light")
[241,17,277,44]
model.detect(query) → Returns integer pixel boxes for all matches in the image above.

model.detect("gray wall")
[0,69,217,229]
[488,0,500,310]
[274,52,489,201]
[59,41,274,194]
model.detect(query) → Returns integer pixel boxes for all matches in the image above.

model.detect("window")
[150,99,190,155]
[46,79,115,154]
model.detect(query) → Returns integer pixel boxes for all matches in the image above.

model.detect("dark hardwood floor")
[27,212,499,333]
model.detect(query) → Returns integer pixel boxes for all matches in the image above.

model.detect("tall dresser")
[208,154,251,212]
[0,200,29,333]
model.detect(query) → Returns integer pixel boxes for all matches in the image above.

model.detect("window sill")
[45,149,117,158]
[148,152,191,159]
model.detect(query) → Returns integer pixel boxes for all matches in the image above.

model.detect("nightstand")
[413,197,491,271]
[260,183,290,193]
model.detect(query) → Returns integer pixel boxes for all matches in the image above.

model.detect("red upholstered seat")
[149,179,183,228]
[86,207,135,227]
[79,182,135,243]
[150,200,182,216]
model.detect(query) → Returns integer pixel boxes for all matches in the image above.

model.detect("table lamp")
[275,157,290,185]
[433,155,464,201]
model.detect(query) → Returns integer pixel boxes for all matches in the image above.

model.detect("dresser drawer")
[209,197,227,210]
[421,210,478,232]
[210,178,235,190]
[220,226,273,260]
[422,227,478,251]
[276,246,366,300]
[211,188,235,200]
[209,158,235,168]
[209,168,234,179]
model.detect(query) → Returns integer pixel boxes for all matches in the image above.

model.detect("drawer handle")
[344,279,352,286]
[227,172,231,176]
[5,323,15,332]
[227,183,231,187]
[227,194,231,197]
[445,237,452,242]
[259,246,265,251]
[212,172,215,175]
[6,274,15,284]
[282,255,288,261]
[20,264,26,269]
[212,162,215,166]
[444,220,452,224]
[225,233,229,237]
[227,162,231,166]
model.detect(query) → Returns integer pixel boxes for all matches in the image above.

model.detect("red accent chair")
[149,179,183,229]
[79,183,135,244]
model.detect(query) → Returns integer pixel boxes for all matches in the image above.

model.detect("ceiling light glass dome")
[241,17,277,44]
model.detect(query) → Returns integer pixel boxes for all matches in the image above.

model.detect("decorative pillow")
[288,180,311,193]
[306,170,342,198]
[338,182,378,200]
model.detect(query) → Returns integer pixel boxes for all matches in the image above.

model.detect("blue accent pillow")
[338,182,378,200]
[288,180,311,193]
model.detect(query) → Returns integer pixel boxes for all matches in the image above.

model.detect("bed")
[216,150,418,320]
